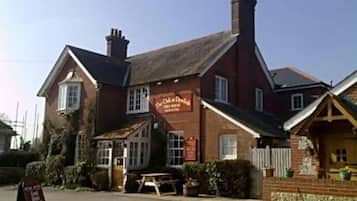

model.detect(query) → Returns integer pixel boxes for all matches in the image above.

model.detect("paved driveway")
[0,186,157,201]
[0,186,260,201]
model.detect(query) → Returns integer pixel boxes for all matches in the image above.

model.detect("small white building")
[0,120,16,153]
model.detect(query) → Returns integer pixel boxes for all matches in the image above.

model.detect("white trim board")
[37,46,97,97]
[201,100,260,138]
[284,70,357,131]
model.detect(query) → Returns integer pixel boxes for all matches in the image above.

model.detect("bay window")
[127,86,149,113]
[57,71,82,113]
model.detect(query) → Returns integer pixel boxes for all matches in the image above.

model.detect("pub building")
[37,0,331,189]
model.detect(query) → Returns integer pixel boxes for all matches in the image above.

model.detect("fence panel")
[250,147,291,177]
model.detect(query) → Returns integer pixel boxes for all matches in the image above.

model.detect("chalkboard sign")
[17,177,45,201]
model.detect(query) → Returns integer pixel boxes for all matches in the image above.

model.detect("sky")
[0,0,356,142]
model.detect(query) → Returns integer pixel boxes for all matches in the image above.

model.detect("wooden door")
[112,141,124,190]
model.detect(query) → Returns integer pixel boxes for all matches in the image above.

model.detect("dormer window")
[57,70,82,113]
[127,86,149,113]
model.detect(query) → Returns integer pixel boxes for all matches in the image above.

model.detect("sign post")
[17,177,45,201]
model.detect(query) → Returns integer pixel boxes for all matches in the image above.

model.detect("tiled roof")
[270,67,327,88]
[203,99,287,138]
[68,45,130,87]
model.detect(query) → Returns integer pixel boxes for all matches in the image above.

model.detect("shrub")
[0,151,40,168]
[63,162,90,188]
[90,169,109,191]
[0,167,25,185]
[183,163,209,194]
[46,155,65,185]
[25,161,46,182]
[214,159,252,198]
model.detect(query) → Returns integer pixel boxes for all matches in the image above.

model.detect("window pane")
[167,132,184,166]
[129,90,134,111]
[135,89,141,110]
[221,79,227,101]
[215,77,220,100]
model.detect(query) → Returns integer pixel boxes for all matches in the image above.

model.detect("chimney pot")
[106,28,129,61]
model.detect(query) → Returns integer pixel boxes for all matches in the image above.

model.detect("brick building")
[37,0,331,187]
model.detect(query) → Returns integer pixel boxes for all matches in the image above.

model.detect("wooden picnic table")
[137,173,178,196]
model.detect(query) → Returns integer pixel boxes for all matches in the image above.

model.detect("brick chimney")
[232,0,258,109]
[106,28,129,61]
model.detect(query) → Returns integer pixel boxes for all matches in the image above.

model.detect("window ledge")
[57,108,79,115]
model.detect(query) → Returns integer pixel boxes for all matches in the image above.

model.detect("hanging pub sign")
[17,177,45,201]
[184,136,197,161]
[155,93,192,114]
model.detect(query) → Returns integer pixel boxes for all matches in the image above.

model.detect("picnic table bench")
[137,173,178,196]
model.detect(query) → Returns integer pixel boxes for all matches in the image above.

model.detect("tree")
[0,112,10,122]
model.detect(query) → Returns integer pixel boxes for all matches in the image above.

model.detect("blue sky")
[0,0,356,141]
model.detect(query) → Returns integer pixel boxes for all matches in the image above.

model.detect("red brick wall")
[274,87,328,120]
[201,106,257,162]
[290,134,320,179]
[96,84,127,134]
[201,43,275,113]
[263,177,357,201]
[44,57,97,132]
[149,77,201,161]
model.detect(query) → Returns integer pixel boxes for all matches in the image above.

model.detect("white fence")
[250,146,291,177]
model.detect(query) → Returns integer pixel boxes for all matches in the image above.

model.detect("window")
[215,76,228,103]
[255,88,264,112]
[219,135,237,160]
[336,149,347,162]
[75,132,87,163]
[58,83,81,112]
[127,86,149,113]
[96,141,111,167]
[291,94,304,111]
[167,131,184,167]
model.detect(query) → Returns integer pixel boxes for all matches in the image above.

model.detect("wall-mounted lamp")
[156,81,162,85]
[173,79,179,83]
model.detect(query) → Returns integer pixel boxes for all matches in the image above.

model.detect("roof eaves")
[198,35,238,77]
[284,70,357,130]
[255,45,275,89]
[201,100,260,138]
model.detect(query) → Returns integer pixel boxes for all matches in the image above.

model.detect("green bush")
[90,169,109,191]
[46,155,65,185]
[0,151,40,168]
[183,160,252,198]
[0,167,25,185]
[183,163,209,194]
[214,160,252,198]
[25,161,46,182]
[63,162,89,188]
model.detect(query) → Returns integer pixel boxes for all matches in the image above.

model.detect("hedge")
[0,167,25,185]
[0,151,40,168]
[25,161,46,182]
[63,162,90,188]
[183,159,252,198]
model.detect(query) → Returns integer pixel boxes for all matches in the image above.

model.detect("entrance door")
[112,141,125,190]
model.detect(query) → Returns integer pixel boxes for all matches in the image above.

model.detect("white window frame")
[57,82,81,112]
[96,141,112,168]
[215,75,228,103]
[127,86,150,114]
[219,134,237,160]
[167,130,184,168]
[291,93,304,111]
[255,88,264,112]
